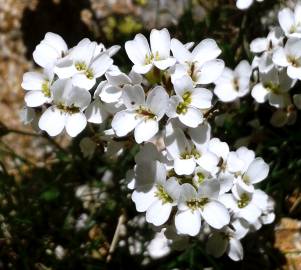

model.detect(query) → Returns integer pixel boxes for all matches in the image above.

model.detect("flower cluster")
[21,28,275,261]
[250,4,301,126]
[127,121,274,261]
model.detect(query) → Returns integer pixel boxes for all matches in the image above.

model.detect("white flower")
[99,70,142,103]
[131,161,181,226]
[33,32,68,68]
[214,60,252,102]
[55,38,113,90]
[165,124,219,175]
[206,218,249,261]
[170,38,224,85]
[112,85,169,143]
[175,181,230,236]
[273,38,301,80]
[220,187,268,225]
[206,230,244,261]
[85,97,109,124]
[250,27,284,54]
[38,79,91,137]
[125,28,176,74]
[167,75,212,127]
[21,68,54,107]
[278,5,301,38]
[236,0,263,10]
[235,157,269,193]
[252,68,295,108]
[147,230,171,259]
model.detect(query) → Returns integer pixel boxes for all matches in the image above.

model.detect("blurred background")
[0,0,301,269]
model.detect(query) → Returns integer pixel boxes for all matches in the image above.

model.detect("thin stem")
[106,213,126,262]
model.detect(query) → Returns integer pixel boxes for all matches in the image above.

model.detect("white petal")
[250,38,268,53]
[190,88,212,109]
[174,158,196,175]
[54,59,77,79]
[165,123,191,159]
[72,73,96,90]
[287,66,301,80]
[201,200,230,229]
[218,172,234,194]
[278,8,295,35]
[122,85,145,109]
[175,210,201,236]
[251,83,269,103]
[146,200,172,226]
[100,86,122,103]
[154,58,176,70]
[65,113,87,137]
[206,233,228,258]
[150,28,171,59]
[38,106,66,136]
[227,152,244,173]
[236,146,255,172]
[125,33,150,66]
[198,179,220,199]
[25,91,49,107]
[132,64,153,74]
[208,138,229,160]
[188,122,211,145]
[196,152,219,173]
[33,42,59,68]
[269,93,288,109]
[245,158,269,184]
[44,32,67,54]
[192,39,222,65]
[272,47,289,67]
[171,38,192,63]
[236,0,253,9]
[91,53,113,78]
[235,60,252,79]
[146,86,169,119]
[173,75,194,97]
[111,110,141,137]
[214,83,238,102]
[179,107,203,128]
[238,203,261,224]
[21,72,46,90]
[227,239,243,261]
[196,59,225,84]
[134,119,159,144]
[132,187,157,212]
[85,99,108,124]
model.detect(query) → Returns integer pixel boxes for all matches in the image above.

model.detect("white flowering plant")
[2,0,301,269]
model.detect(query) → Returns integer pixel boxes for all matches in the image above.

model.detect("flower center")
[145,51,160,65]
[136,106,157,119]
[233,78,239,91]
[57,103,80,114]
[75,61,94,79]
[187,198,209,210]
[155,185,173,204]
[287,56,300,67]
[41,81,51,97]
[180,147,200,160]
[237,193,250,208]
[176,91,192,114]
[196,172,205,184]
[264,82,281,94]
